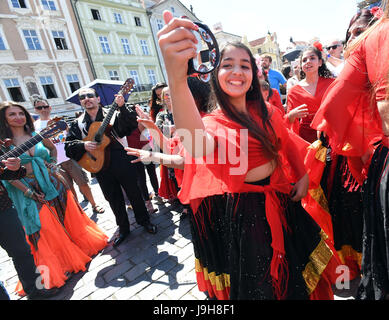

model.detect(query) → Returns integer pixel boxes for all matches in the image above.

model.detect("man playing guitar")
[65,87,157,247]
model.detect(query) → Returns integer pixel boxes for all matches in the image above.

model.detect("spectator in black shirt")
[65,88,157,247]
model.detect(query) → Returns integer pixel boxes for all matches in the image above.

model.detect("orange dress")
[3,141,108,294]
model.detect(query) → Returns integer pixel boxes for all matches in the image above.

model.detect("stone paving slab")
[0,170,356,301]
[0,172,208,301]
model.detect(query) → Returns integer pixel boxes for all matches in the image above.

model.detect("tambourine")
[187,21,220,82]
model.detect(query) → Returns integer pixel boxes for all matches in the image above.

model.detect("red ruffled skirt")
[158,165,179,201]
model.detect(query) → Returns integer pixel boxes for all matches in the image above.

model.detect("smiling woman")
[158,11,340,300]
[0,101,108,295]
[286,46,334,143]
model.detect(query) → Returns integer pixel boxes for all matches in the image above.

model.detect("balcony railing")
[133,83,153,92]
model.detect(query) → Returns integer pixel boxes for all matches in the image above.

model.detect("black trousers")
[0,207,39,300]
[134,162,159,201]
[96,148,150,234]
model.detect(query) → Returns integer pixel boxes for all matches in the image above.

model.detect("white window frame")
[114,12,123,24]
[51,30,69,50]
[108,70,119,81]
[140,39,150,56]
[22,29,43,51]
[147,69,157,85]
[128,70,140,87]
[98,36,111,54]
[40,0,57,11]
[66,74,80,93]
[134,16,142,27]
[121,38,131,55]
[0,27,10,51]
[9,0,29,9]
[3,77,26,102]
[91,8,102,21]
[39,75,58,99]
[156,19,164,31]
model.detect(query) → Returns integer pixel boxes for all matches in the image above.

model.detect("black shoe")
[143,223,157,234]
[113,231,130,247]
[27,287,60,300]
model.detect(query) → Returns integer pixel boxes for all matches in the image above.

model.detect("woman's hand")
[287,104,308,123]
[32,191,46,203]
[2,157,21,171]
[290,173,309,202]
[135,105,157,130]
[157,11,199,84]
[125,147,153,164]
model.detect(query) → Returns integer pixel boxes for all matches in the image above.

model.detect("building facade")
[212,22,242,50]
[73,0,165,104]
[247,32,283,71]
[144,0,199,82]
[0,0,93,114]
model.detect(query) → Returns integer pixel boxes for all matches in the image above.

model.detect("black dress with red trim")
[318,137,364,280]
[190,194,231,300]
[226,177,337,300]
[357,140,389,300]
[179,106,340,300]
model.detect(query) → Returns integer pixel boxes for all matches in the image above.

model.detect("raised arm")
[157,11,214,157]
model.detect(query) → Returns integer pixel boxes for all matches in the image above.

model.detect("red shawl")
[311,20,389,160]
[178,103,308,299]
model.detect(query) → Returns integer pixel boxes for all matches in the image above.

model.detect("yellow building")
[246,32,282,71]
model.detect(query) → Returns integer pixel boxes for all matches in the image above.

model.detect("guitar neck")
[93,80,134,142]
[95,102,119,141]
[0,134,43,161]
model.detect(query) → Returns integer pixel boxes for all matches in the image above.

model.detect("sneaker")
[153,194,165,205]
[145,200,158,214]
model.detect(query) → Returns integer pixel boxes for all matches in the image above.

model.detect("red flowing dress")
[179,103,340,300]
[268,89,285,116]
[311,19,389,300]
[287,77,334,143]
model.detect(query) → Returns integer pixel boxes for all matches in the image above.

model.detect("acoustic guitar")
[0,119,67,172]
[78,78,135,173]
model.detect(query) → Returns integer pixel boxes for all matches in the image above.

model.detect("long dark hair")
[210,42,279,161]
[345,8,378,46]
[150,82,167,122]
[0,101,35,139]
[299,46,333,79]
[187,77,214,114]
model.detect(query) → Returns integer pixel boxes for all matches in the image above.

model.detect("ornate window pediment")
[0,64,19,77]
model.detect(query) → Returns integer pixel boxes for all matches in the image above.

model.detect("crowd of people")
[1,2,389,301]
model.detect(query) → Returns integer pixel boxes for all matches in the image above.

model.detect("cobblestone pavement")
[0,169,357,301]
[0,171,207,301]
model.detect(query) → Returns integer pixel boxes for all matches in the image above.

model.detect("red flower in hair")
[313,41,323,52]
[371,6,384,19]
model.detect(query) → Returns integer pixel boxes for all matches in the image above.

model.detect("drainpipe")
[146,9,166,82]
[71,0,97,79]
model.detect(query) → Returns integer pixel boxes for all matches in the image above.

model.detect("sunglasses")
[35,105,50,110]
[326,44,341,50]
[79,93,96,101]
